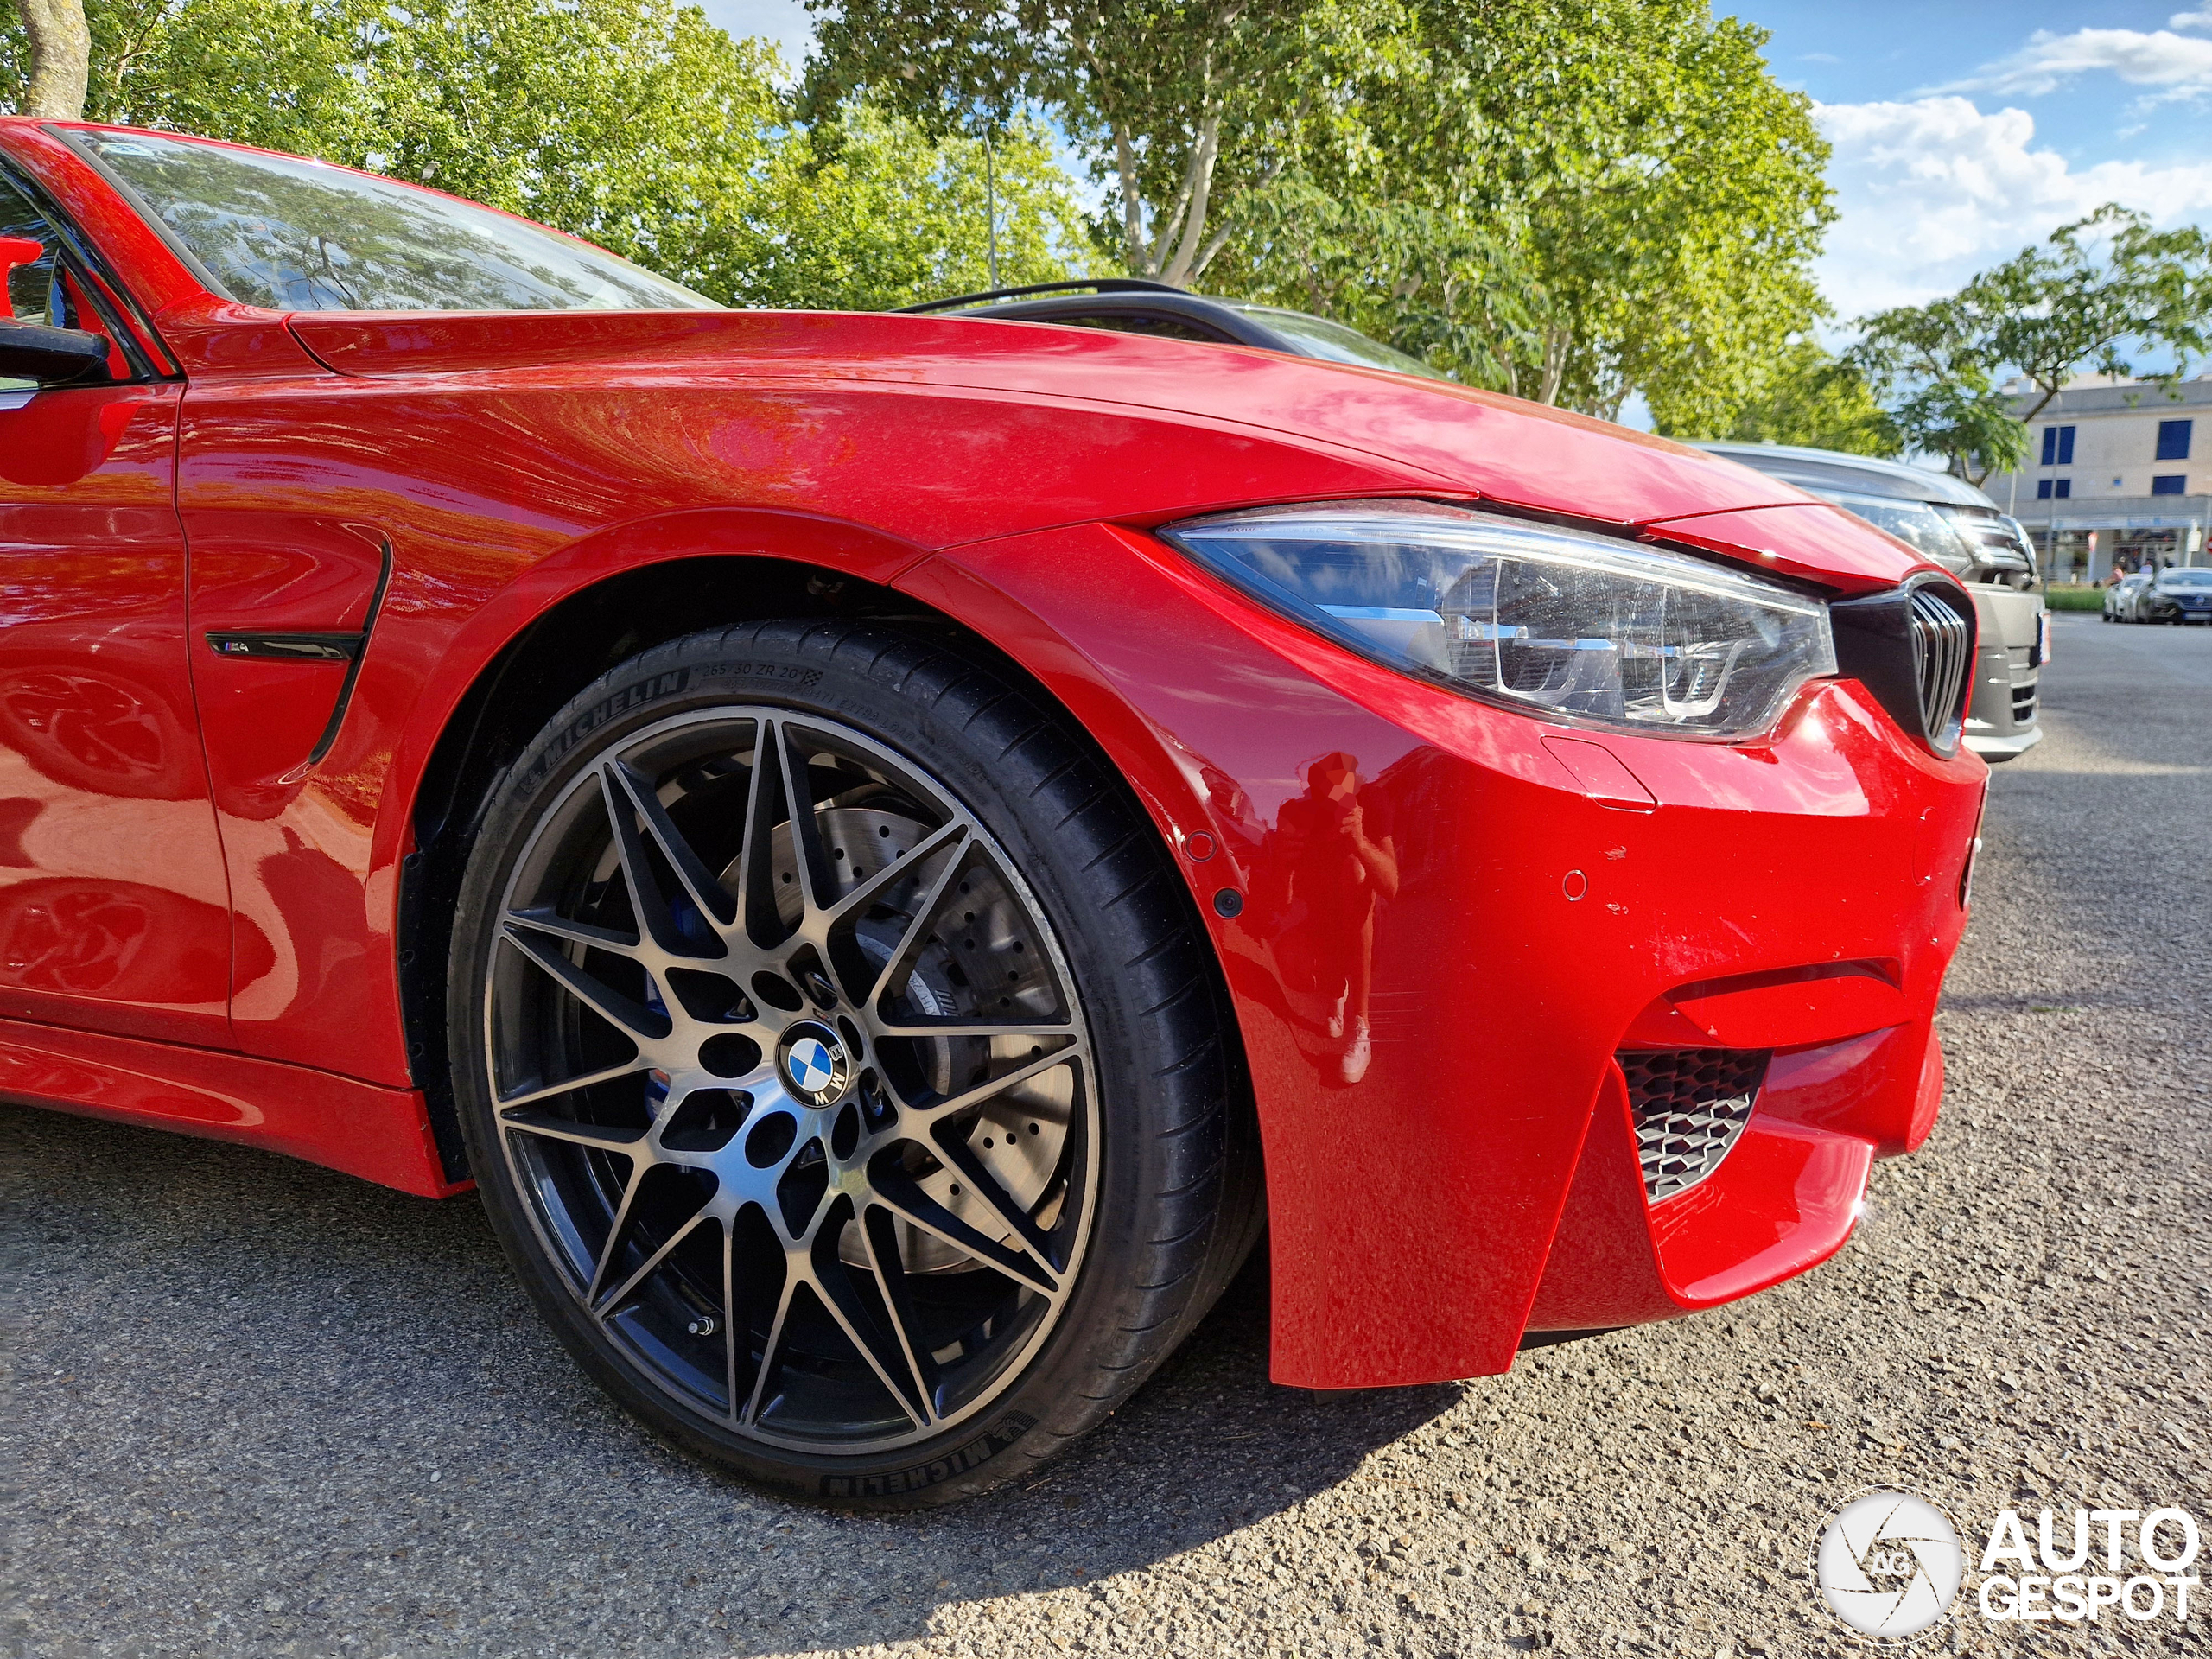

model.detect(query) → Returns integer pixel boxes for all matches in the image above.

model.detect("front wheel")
[448,621,1261,1505]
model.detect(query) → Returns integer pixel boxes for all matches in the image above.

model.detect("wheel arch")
[395,537,1252,1197]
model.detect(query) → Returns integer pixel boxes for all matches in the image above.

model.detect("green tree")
[3,0,1096,308]
[1394,0,1832,426]
[1217,177,1541,385]
[1847,296,2028,483]
[1852,206,2212,485]
[801,0,1403,285]
[1708,338,1897,455]
[739,106,1099,308]
[807,1,1832,426]
[6,0,386,151]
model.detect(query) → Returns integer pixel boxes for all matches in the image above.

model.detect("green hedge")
[2044,586,2104,612]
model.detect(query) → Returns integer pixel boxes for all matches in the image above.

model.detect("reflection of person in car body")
[1268,752,1400,1084]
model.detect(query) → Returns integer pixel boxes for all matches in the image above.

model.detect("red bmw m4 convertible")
[0,121,1985,1505]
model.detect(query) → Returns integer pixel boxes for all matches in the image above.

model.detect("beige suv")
[1694,443,2047,761]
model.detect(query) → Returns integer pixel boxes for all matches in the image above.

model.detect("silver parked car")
[1692,443,2047,761]
[2104,573,2153,623]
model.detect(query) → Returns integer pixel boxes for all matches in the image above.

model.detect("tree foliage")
[742,107,1094,310]
[2,0,1097,308]
[801,0,1397,286]
[1851,206,2212,484]
[808,0,1834,424]
[1391,0,1832,427]
[12,0,1840,422]
[1713,338,1897,455]
[1218,179,1541,385]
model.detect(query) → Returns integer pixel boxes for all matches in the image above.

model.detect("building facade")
[1982,373,2211,582]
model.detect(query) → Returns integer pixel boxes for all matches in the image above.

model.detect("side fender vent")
[1619,1047,1770,1204]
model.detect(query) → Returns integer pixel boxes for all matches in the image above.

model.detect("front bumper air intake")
[1621,1048,1771,1203]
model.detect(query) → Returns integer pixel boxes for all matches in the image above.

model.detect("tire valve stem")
[687,1313,718,1338]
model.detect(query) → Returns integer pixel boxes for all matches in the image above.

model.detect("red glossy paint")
[0,118,1985,1389]
[0,234,42,283]
[0,378,238,1048]
[0,1012,457,1195]
[1644,502,1932,594]
[899,523,1980,1384]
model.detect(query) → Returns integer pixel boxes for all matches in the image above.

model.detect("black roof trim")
[897,286,1291,352]
[894,278,1188,315]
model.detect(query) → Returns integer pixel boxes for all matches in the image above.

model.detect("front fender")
[899,518,1980,1389]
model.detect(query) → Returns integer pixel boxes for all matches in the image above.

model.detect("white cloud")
[1932,27,2212,101]
[694,0,815,74]
[2173,9,2212,29]
[1813,97,2212,316]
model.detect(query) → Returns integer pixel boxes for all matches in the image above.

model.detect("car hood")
[284,308,1926,593]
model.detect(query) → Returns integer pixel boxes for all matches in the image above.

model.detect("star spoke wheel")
[454,625,1257,1505]
[480,701,1098,1453]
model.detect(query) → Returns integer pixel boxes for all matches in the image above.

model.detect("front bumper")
[908,521,1987,1389]
[1962,582,2044,754]
[1964,723,2044,760]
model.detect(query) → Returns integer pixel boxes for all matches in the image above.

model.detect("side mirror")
[1,236,115,388]
[0,321,116,387]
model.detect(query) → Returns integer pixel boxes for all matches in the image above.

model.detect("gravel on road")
[5,615,2209,1659]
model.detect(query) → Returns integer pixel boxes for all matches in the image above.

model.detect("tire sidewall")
[449,625,1220,1507]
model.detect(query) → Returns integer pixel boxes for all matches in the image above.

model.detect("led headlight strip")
[1163,501,1838,741]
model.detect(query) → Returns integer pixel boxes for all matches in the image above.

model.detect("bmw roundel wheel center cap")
[487,708,1096,1455]
[779,1022,853,1108]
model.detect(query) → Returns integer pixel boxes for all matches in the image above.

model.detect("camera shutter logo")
[1818,1491,1964,1637]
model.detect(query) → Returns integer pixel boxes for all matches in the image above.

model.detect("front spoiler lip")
[1962,724,2044,758]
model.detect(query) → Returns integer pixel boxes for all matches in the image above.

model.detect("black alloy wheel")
[448,620,1262,1505]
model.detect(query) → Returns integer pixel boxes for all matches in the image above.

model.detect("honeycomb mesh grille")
[1620,1048,1770,1204]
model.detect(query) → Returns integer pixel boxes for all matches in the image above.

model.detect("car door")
[0,165,237,1047]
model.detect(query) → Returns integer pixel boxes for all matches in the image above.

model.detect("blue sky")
[702,0,2212,320]
[1748,1,2212,316]
[1756,1,2209,173]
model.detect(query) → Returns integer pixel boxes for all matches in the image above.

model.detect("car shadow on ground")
[4,1103,1460,1656]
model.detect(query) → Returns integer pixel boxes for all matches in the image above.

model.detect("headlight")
[1817,489,1976,578]
[1163,501,1837,739]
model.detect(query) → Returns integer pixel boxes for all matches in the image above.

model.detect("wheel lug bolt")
[687,1314,718,1337]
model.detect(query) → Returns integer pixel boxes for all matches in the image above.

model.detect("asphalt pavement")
[5,615,2209,1659]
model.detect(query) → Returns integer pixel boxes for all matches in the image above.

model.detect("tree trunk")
[19,0,92,120]
[1537,327,1569,406]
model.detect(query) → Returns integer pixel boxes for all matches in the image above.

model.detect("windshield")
[2158,570,2212,587]
[1228,304,1452,381]
[77,130,718,315]
[1815,489,1975,575]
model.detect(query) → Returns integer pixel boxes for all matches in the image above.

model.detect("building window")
[2155,419,2192,461]
[2150,475,2186,496]
[2041,425,2075,466]
[2037,479,2071,499]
